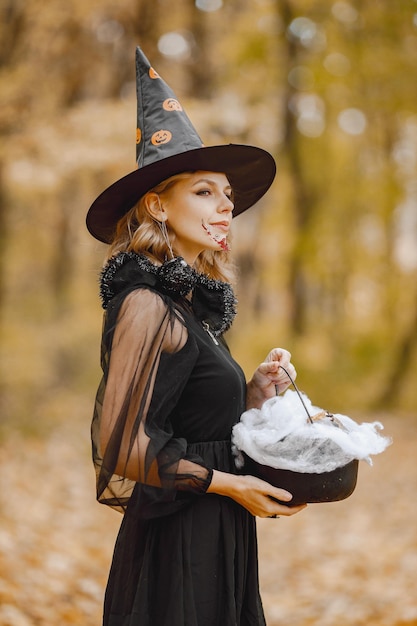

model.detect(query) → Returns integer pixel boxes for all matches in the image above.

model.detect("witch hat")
[86,46,276,244]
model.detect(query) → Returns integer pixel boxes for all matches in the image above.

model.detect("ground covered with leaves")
[0,414,415,626]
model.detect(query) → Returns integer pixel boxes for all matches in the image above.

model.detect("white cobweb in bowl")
[232,389,391,474]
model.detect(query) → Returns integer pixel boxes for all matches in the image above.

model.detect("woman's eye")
[195,188,233,201]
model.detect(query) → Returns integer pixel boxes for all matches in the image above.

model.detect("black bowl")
[243,455,359,506]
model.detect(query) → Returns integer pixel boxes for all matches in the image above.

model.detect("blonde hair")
[107,172,236,284]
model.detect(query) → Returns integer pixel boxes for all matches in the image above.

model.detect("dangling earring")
[155,195,175,260]
[154,196,197,295]
[159,217,175,260]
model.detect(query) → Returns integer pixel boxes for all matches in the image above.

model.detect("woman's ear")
[144,192,166,222]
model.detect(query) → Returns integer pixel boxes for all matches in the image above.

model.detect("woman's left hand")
[246,348,296,409]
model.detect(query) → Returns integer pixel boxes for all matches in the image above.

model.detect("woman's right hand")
[207,470,307,518]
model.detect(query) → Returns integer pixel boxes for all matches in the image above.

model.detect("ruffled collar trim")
[99,252,237,336]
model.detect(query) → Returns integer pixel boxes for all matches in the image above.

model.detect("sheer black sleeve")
[91,288,213,514]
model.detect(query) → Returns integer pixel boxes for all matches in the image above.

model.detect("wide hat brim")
[86,143,276,244]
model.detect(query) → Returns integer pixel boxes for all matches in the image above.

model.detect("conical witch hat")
[86,46,276,244]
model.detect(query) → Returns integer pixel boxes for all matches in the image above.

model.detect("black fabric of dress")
[92,253,266,626]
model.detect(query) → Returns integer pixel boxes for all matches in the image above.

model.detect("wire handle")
[276,365,314,424]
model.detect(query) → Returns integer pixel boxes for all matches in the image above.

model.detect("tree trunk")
[375,292,417,408]
[275,0,317,335]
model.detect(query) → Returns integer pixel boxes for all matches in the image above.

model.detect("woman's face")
[161,171,234,264]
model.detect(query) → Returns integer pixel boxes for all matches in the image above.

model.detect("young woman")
[87,48,306,626]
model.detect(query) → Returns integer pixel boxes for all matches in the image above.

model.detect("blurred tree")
[188,0,215,98]
[0,164,5,314]
[0,0,27,313]
[377,302,417,408]
[275,0,319,335]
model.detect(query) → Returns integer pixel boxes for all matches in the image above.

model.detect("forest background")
[1,0,417,429]
[0,1,416,625]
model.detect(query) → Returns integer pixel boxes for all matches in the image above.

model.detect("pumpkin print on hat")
[163,98,183,112]
[151,130,172,146]
[134,48,203,169]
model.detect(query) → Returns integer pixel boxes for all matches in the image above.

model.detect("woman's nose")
[219,195,234,214]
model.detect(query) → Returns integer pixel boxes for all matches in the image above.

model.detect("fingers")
[277,362,296,384]
[266,347,292,367]
[267,349,295,375]
[268,485,293,502]
[264,503,307,519]
[265,487,307,518]
[262,491,307,518]
[258,359,296,385]
[234,475,308,518]
[256,478,306,517]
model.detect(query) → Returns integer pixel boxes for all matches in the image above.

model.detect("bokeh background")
[0,1,416,624]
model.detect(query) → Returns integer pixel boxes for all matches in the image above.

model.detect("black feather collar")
[99,252,237,336]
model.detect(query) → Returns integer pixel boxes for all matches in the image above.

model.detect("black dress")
[91,253,266,626]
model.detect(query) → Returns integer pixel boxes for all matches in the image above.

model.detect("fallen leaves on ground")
[0,414,415,625]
